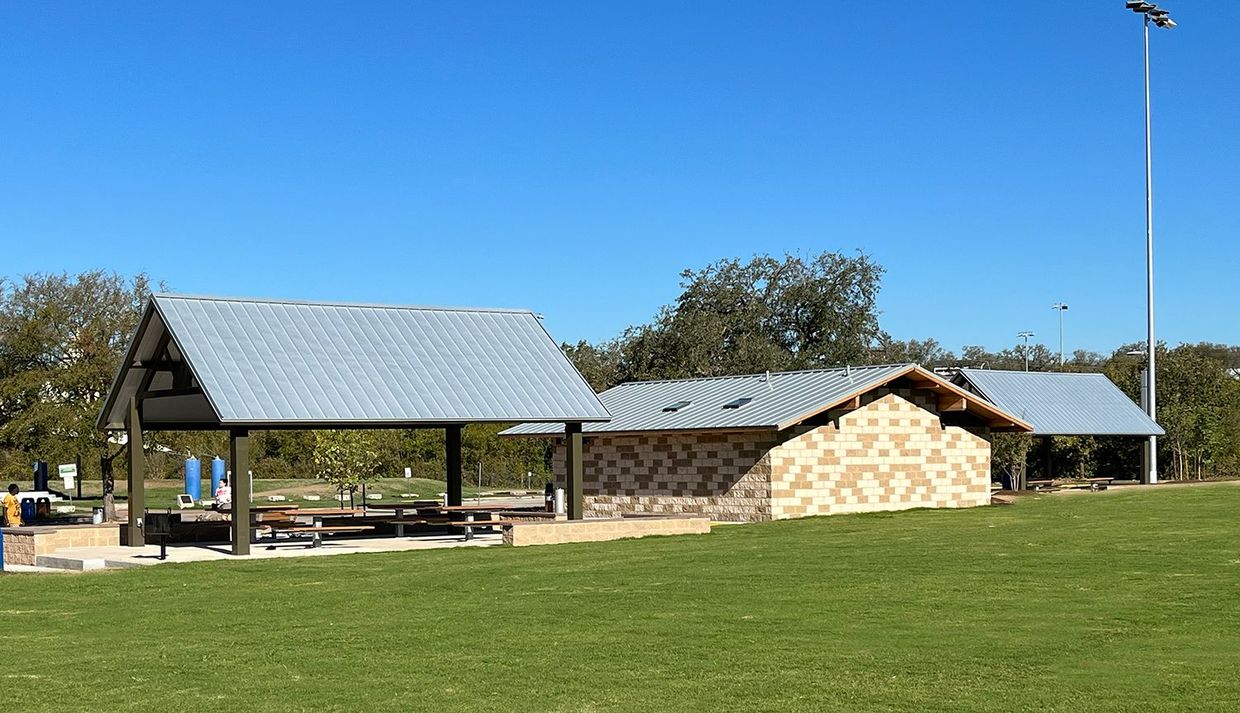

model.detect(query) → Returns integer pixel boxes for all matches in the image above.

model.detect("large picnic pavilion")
[97,294,611,555]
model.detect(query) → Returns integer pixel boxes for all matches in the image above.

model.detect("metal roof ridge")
[152,293,534,315]
[960,368,1108,378]
[614,363,913,388]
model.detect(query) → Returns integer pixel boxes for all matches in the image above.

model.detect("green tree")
[603,251,885,382]
[312,429,383,503]
[0,271,153,478]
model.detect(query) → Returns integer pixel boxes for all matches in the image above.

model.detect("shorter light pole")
[1051,303,1069,366]
[1018,331,1035,372]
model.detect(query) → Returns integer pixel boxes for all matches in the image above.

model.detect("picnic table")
[255,507,371,547]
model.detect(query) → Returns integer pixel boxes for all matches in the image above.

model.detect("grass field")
[3,484,1239,712]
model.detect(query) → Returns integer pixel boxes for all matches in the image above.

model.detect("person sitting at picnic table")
[213,477,232,511]
[3,483,23,527]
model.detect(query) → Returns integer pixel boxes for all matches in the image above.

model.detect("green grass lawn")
[4,485,1240,712]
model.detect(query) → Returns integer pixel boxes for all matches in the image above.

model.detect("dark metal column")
[230,429,251,556]
[565,422,584,520]
[1040,436,1053,482]
[125,396,145,547]
[445,425,463,507]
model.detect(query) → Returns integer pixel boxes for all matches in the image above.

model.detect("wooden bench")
[1086,477,1114,491]
[263,524,374,548]
[382,517,506,538]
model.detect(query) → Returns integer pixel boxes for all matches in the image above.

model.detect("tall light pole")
[1018,331,1035,372]
[1126,0,1174,484]
[1051,303,1068,366]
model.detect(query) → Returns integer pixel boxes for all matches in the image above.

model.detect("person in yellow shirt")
[3,483,22,527]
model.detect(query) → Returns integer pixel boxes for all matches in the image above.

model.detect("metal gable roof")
[953,368,1164,437]
[98,294,610,429]
[502,363,1029,437]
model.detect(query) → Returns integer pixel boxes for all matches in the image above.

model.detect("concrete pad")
[35,532,504,571]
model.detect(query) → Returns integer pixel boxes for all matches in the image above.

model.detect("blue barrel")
[210,457,226,497]
[184,457,202,501]
[20,498,36,524]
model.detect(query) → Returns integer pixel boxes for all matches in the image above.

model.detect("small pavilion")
[97,294,610,555]
[952,368,1164,486]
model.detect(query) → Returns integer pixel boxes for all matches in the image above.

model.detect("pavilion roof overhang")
[98,295,612,432]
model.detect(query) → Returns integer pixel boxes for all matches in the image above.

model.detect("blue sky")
[2,2,1236,356]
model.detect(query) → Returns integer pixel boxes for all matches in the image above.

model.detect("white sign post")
[58,463,78,491]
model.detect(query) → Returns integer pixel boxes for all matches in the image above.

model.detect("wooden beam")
[125,396,145,548]
[131,359,181,370]
[565,422,584,520]
[137,386,204,400]
[230,429,251,556]
[937,394,967,412]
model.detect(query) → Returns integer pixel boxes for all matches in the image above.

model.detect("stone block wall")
[2,524,121,566]
[768,388,991,519]
[549,388,992,523]
[552,431,783,521]
[502,516,711,547]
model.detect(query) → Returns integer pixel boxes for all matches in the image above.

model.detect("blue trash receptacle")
[20,497,36,524]
[210,457,225,497]
[184,457,202,502]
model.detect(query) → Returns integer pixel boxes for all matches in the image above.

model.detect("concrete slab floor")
[33,532,504,572]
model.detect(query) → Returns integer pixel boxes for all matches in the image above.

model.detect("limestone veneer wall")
[553,431,783,521]
[503,516,711,547]
[767,388,991,519]
[2,524,121,566]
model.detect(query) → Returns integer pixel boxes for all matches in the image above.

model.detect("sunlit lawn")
[3,484,1239,712]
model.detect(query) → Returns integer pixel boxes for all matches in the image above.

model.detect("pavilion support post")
[565,423,584,520]
[1040,436,1053,482]
[125,396,145,547]
[230,429,251,556]
[446,425,463,507]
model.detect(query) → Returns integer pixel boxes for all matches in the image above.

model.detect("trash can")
[92,507,105,525]
[554,487,566,516]
[35,497,51,521]
[210,457,226,498]
[20,497,36,524]
[184,457,202,502]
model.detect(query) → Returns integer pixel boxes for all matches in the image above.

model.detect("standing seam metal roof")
[98,294,611,428]
[501,363,1027,436]
[953,368,1164,436]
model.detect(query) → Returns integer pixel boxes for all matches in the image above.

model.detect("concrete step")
[35,554,109,571]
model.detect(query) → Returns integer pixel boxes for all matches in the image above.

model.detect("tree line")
[1,260,1237,489]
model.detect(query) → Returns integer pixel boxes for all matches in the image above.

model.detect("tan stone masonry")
[551,388,991,522]
[768,389,990,519]
[2,524,121,566]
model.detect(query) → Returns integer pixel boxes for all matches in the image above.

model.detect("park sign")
[58,463,77,489]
